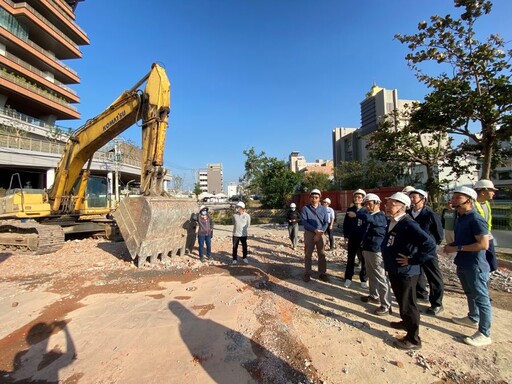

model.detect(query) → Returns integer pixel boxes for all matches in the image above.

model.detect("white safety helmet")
[353,189,366,197]
[323,197,331,204]
[236,202,246,209]
[402,186,415,195]
[362,193,381,204]
[473,179,498,191]
[452,186,477,201]
[409,188,428,200]
[290,203,296,208]
[386,192,411,208]
[310,188,321,196]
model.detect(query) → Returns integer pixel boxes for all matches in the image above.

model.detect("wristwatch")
[457,245,464,251]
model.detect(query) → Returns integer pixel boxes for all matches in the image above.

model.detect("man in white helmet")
[382,192,436,350]
[443,186,491,347]
[349,193,392,315]
[407,188,445,316]
[342,189,368,289]
[300,189,330,282]
[286,202,301,249]
[232,202,251,265]
[473,179,498,272]
[322,197,336,250]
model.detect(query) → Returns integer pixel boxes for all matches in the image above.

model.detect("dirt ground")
[0,224,511,384]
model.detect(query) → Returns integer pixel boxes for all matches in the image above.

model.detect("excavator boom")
[0,64,197,266]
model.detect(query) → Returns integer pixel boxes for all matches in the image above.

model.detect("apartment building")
[197,163,224,194]
[332,84,480,189]
[0,1,162,198]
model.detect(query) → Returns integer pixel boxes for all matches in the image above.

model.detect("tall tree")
[241,148,302,208]
[299,172,333,193]
[367,103,453,201]
[334,159,405,190]
[193,182,202,200]
[395,0,512,179]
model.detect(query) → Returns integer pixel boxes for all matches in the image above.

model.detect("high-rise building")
[332,127,358,167]
[333,84,416,164]
[0,0,90,190]
[0,0,89,123]
[0,2,165,198]
[197,163,223,194]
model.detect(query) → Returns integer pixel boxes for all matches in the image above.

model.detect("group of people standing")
[192,201,251,264]
[294,180,497,350]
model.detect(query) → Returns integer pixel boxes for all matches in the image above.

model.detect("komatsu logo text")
[103,111,127,131]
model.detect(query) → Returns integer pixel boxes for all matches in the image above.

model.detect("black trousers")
[416,256,444,307]
[344,238,366,282]
[325,227,335,249]
[232,236,248,260]
[389,274,421,345]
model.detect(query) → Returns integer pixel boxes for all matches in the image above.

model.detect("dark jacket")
[382,215,436,276]
[343,205,365,240]
[407,205,444,245]
[287,209,301,226]
[357,209,387,253]
[194,214,214,236]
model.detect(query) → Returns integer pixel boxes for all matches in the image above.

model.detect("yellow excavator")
[0,63,197,267]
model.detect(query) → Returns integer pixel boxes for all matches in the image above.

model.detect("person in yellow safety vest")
[474,179,498,272]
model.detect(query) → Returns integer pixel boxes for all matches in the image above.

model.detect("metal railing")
[0,69,78,111]
[3,51,77,95]
[0,106,72,133]
[47,0,88,37]
[0,132,141,167]
[0,26,77,76]
[5,0,78,48]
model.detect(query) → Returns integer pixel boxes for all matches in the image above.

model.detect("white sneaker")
[464,331,492,346]
[452,316,478,329]
[361,281,369,289]
[242,258,249,264]
[232,260,238,265]
[344,279,352,288]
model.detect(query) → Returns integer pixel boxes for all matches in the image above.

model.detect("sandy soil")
[0,224,511,384]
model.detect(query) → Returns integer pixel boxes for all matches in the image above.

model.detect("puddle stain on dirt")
[191,304,215,317]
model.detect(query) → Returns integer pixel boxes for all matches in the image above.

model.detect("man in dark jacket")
[407,189,445,316]
[286,202,301,249]
[383,192,436,350]
[352,193,391,316]
[342,189,367,289]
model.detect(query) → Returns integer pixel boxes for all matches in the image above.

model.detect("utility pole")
[114,139,121,202]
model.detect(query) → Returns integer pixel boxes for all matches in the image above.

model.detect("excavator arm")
[48,63,170,213]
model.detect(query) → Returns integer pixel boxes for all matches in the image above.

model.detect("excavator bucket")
[113,196,198,267]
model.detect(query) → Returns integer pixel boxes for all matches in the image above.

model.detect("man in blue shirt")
[444,186,491,347]
[301,189,330,283]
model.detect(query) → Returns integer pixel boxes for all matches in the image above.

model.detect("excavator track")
[0,221,65,254]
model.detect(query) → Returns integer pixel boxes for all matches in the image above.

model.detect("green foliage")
[367,103,452,201]
[193,182,202,199]
[299,172,333,193]
[334,159,404,190]
[241,147,302,208]
[395,0,512,179]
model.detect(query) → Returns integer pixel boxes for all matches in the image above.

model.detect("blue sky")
[66,0,512,190]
